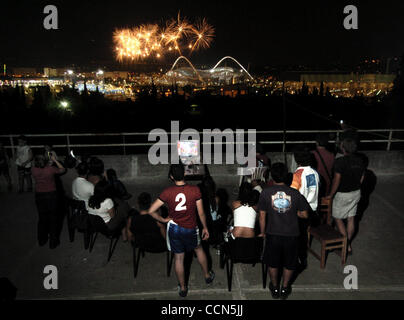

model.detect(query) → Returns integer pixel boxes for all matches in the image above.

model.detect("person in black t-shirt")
[326,138,365,255]
[127,192,166,249]
[258,163,310,300]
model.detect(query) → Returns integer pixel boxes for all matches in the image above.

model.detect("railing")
[1,129,404,157]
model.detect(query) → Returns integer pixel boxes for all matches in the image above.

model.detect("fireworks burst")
[114,13,215,62]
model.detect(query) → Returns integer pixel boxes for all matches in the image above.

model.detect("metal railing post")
[66,135,71,154]
[122,134,126,155]
[387,130,393,151]
[9,134,15,159]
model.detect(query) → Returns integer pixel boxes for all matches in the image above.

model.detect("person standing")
[258,163,310,300]
[311,133,334,197]
[15,135,33,193]
[291,148,320,270]
[31,154,65,249]
[148,164,215,297]
[0,142,12,192]
[326,138,365,255]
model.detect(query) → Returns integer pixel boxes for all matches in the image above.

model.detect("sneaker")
[269,282,280,299]
[280,286,292,300]
[178,285,188,298]
[205,270,215,284]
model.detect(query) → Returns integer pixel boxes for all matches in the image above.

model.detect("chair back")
[318,197,333,225]
[134,233,167,253]
[230,237,263,263]
[88,214,111,236]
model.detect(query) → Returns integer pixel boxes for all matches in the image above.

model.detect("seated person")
[216,188,232,235]
[87,180,127,240]
[106,168,132,200]
[229,182,258,239]
[127,192,166,250]
[72,162,94,205]
[87,157,105,185]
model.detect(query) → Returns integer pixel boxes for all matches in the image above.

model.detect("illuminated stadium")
[162,56,254,85]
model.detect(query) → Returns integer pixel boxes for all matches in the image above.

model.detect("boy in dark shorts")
[148,164,215,297]
[258,163,310,300]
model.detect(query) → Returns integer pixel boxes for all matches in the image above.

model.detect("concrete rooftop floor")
[0,173,404,300]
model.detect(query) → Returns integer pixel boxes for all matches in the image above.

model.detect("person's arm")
[108,207,115,219]
[326,172,341,199]
[126,217,134,241]
[196,199,209,241]
[157,221,167,240]
[258,210,266,237]
[297,210,309,219]
[148,199,170,223]
[51,155,66,174]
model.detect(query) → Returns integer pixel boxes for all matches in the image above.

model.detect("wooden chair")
[307,198,347,269]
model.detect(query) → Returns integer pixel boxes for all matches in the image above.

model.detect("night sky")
[1,0,404,69]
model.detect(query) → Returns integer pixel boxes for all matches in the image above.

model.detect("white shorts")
[332,190,361,220]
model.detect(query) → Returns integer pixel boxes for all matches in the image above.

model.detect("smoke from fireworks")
[114,13,215,62]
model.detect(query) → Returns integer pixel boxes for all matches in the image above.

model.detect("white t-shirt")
[233,205,257,229]
[72,177,94,203]
[291,166,320,211]
[16,145,32,168]
[87,198,114,224]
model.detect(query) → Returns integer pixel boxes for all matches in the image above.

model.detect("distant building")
[104,71,129,80]
[12,67,40,77]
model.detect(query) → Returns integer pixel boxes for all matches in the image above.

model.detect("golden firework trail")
[114,12,215,62]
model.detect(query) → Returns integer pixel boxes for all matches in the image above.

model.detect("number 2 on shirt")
[175,193,187,212]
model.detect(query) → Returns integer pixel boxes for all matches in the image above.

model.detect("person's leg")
[35,194,50,246]
[48,193,60,248]
[282,268,294,287]
[269,267,279,286]
[297,218,308,268]
[347,217,355,251]
[194,246,210,279]
[335,218,347,237]
[17,167,24,192]
[174,253,186,291]
[1,168,12,190]
[25,170,32,192]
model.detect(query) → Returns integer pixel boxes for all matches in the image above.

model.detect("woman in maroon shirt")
[31,154,65,249]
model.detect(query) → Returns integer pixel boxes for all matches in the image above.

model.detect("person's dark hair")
[201,175,217,211]
[106,168,117,181]
[169,164,185,181]
[271,162,288,183]
[76,162,89,176]
[137,192,152,211]
[34,155,46,169]
[294,147,312,167]
[238,182,253,205]
[64,155,77,169]
[216,188,229,206]
[88,180,112,210]
[17,135,27,142]
[256,143,264,155]
[342,138,357,154]
[315,133,329,147]
[88,157,104,176]
[248,190,260,207]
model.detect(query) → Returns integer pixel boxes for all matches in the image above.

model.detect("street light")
[60,101,69,108]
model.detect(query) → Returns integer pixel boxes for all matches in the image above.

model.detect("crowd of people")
[0,130,366,300]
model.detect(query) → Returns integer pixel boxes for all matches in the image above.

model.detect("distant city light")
[67,70,74,75]
[60,101,69,108]
[96,70,104,75]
